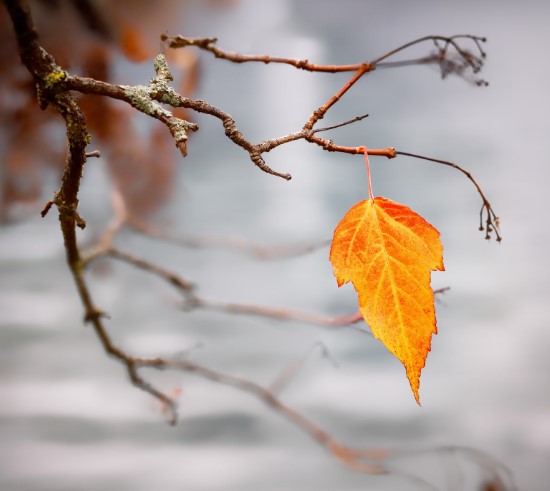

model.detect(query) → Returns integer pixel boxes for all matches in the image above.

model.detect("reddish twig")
[161,34,487,85]
[303,65,372,130]
[161,35,373,73]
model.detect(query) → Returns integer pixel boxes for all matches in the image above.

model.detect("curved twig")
[371,34,486,65]
[395,151,501,241]
[373,34,488,85]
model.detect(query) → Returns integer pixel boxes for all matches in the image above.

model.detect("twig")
[270,342,339,395]
[134,354,386,474]
[303,65,372,130]
[161,35,374,73]
[388,446,517,491]
[130,218,332,260]
[165,236,332,260]
[373,34,488,86]
[195,297,367,329]
[84,241,367,330]
[395,151,501,241]
[371,34,486,66]
[64,74,292,180]
[105,248,195,292]
[161,34,487,85]
[313,114,369,133]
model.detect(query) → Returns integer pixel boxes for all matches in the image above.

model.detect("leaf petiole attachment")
[356,146,374,200]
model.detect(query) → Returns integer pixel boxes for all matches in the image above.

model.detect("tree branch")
[4,0,179,422]
[161,35,374,73]
[4,2,507,485]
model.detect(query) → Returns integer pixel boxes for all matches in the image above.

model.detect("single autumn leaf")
[330,196,444,403]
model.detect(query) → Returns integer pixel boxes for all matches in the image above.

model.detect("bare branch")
[61,33,487,183]
[162,236,332,260]
[85,241,367,331]
[161,34,487,86]
[195,297,367,329]
[130,217,332,260]
[161,35,373,73]
[4,0,178,423]
[134,354,387,474]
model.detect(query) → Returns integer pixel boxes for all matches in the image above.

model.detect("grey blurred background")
[1,0,549,490]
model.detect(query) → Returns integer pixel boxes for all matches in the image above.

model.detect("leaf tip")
[406,366,422,405]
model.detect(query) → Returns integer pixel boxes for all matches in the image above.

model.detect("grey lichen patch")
[123,84,172,119]
[153,54,173,82]
[169,118,195,144]
[120,55,198,156]
[154,85,184,107]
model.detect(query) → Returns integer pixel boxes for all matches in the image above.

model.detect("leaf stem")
[357,146,374,200]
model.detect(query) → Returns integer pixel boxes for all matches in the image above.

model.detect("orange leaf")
[119,24,151,62]
[329,197,444,403]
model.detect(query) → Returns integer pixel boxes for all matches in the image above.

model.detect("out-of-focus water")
[1,1,549,490]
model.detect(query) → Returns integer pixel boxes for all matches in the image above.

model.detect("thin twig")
[371,34,486,65]
[104,248,195,292]
[134,354,386,473]
[313,114,369,133]
[395,151,501,241]
[372,34,488,85]
[195,297,367,329]
[161,35,373,73]
[133,223,332,260]
[303,65,372,131]
[270,342,339,395]
[168,236,332,260]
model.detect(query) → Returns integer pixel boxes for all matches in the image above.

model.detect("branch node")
[40,199,54,218]
[84,308,109,323]
[75,210,86,229]
[250,152,291,180]
[167,118,198,157]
